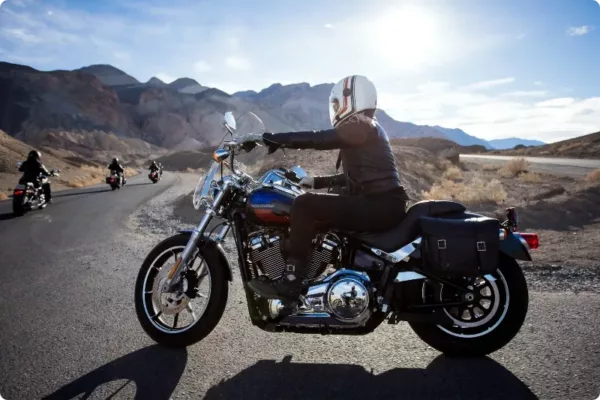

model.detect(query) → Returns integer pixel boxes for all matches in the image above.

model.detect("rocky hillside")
[496,131,600,158]
[0,61,545,152]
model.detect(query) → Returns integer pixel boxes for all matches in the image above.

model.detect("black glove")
[263,132,282,155]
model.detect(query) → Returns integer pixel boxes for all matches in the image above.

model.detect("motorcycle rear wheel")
[12,195,25,216]
[135,234,229,347]
[409,255,528,357]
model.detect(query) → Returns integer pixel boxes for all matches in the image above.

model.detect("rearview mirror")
[17,161,22,168]
[224,112,236,133]
[213,148,230,162]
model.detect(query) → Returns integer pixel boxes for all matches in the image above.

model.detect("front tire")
[409,255,528,357]
[135,234,229,347]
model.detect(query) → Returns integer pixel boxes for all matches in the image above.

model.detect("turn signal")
[519,233,539,250]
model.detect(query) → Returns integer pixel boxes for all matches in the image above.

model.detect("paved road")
[0,173,598,400]
[460,154,600,178]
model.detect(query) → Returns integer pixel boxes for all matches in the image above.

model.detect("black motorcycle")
[135,111,539,356]
[12,164,59,216]
[149,171,160,184]
[106,171,124,190]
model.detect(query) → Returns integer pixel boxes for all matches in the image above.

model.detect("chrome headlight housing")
[193,162,220,210]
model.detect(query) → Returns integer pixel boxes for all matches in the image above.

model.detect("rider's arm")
[40,164,51,176]
[263,119,377,151]
[18,161,26,172]
[314,173,346,189]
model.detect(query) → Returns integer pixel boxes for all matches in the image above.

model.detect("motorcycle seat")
[348,200,466,252]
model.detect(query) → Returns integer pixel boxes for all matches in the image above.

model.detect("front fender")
[500,231,532,261]
[179,229,233,281]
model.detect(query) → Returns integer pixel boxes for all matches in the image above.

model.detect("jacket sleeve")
[19,161,26,172]
[314,173,346,190]
[264,119,378,151]
[40,164,51,176]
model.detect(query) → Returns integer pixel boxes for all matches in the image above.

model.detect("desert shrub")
[442,166,463,181]
[499,157,529,177]
[0,192,8,201]
[437,148,460,165]
[585,169,600,183]
[422,178,507,204]
[519,172,542,183]
[482,163,500,172]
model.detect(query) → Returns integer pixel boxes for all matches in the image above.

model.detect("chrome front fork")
[166,182,231,290]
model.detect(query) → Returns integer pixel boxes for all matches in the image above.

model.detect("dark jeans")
[288,191,407,272]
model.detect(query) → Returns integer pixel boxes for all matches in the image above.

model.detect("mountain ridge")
[0,61,546,150]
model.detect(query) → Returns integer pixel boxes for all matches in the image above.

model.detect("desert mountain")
[497,131,600,158]
[488,138,545,149]
[0,61,543,151]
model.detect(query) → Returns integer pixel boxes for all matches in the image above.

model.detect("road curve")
[460,154,600,178]
[0,172,598,400]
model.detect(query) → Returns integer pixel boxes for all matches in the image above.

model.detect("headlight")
[193,162,220,210]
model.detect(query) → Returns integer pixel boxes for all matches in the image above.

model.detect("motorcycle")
[135,111,539,356]
[149,171,160,184]
[13,163,59,216]
[106,171,124,190]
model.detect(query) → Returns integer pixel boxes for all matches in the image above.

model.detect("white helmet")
[329,75,377,127]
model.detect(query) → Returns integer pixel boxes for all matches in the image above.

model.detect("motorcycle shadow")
[205,354,538,400]
[41,345,187,400]
[54,188,113,198]
[0,212,17,221]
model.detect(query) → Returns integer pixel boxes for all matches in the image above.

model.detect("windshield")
[192,111,267,210]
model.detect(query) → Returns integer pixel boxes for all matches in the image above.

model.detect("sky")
[0,0,599,143]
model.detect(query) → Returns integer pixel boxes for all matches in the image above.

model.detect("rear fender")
[178,229,233,281]
[500,231,532,261]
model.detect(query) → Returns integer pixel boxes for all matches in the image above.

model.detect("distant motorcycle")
[149,171,160,184]
[106,172,124,190]
[12,164,59,216]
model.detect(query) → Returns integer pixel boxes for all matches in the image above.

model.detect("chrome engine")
[247,231,340,280]
[269,270,373,326]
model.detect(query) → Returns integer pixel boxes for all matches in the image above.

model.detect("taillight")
[14,190,23,196]
[518,232,539,250]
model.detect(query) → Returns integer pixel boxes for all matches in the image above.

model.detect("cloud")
[379,83,600,142]
[535,97,576,107]
[193,60,212,73]
[225,56,251,70]
[566,25,592,36]
[465,77,515,90]
[324,23,333,29]
[2,27,40,43]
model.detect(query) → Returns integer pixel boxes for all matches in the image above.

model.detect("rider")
[108,157,125,185]
[19,150,52,203]
[149,161,160,178]
[242,75,409,302]
[158,162,163,177]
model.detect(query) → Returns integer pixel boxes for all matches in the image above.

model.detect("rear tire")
[12,196,25,216]
[409,255,528,357]
[135,234,229,347]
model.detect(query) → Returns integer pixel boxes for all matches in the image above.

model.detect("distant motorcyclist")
[19,150,52,203]
[108,157,124,185]
[149,161,160,174]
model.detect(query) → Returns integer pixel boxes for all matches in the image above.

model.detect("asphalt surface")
[0,172,599,400]
[460,154,600,178]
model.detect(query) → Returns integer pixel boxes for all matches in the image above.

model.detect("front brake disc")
[152,267,190,315]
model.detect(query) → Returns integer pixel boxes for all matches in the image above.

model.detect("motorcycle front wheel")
[409,254,528,357]
[134,233,229,347]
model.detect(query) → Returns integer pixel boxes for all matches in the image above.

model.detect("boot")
[248,264,302,301]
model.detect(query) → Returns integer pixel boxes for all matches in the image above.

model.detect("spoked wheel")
[135,234,228,347]
[409,255,528,356]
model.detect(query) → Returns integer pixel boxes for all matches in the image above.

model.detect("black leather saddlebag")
[419,216,500,276]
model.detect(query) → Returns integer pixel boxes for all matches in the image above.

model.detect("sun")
[370,6,439,71]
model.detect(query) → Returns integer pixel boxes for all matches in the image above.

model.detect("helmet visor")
[329,98,340,127]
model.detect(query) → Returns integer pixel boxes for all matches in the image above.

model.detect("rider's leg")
[248,192,407,301]
[43,182,52,202]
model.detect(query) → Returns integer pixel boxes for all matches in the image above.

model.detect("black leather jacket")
[263,119,408,198]
[19,159,50,183]
[108,161,124,174]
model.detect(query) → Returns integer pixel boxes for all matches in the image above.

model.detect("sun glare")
[370,6,439,71]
